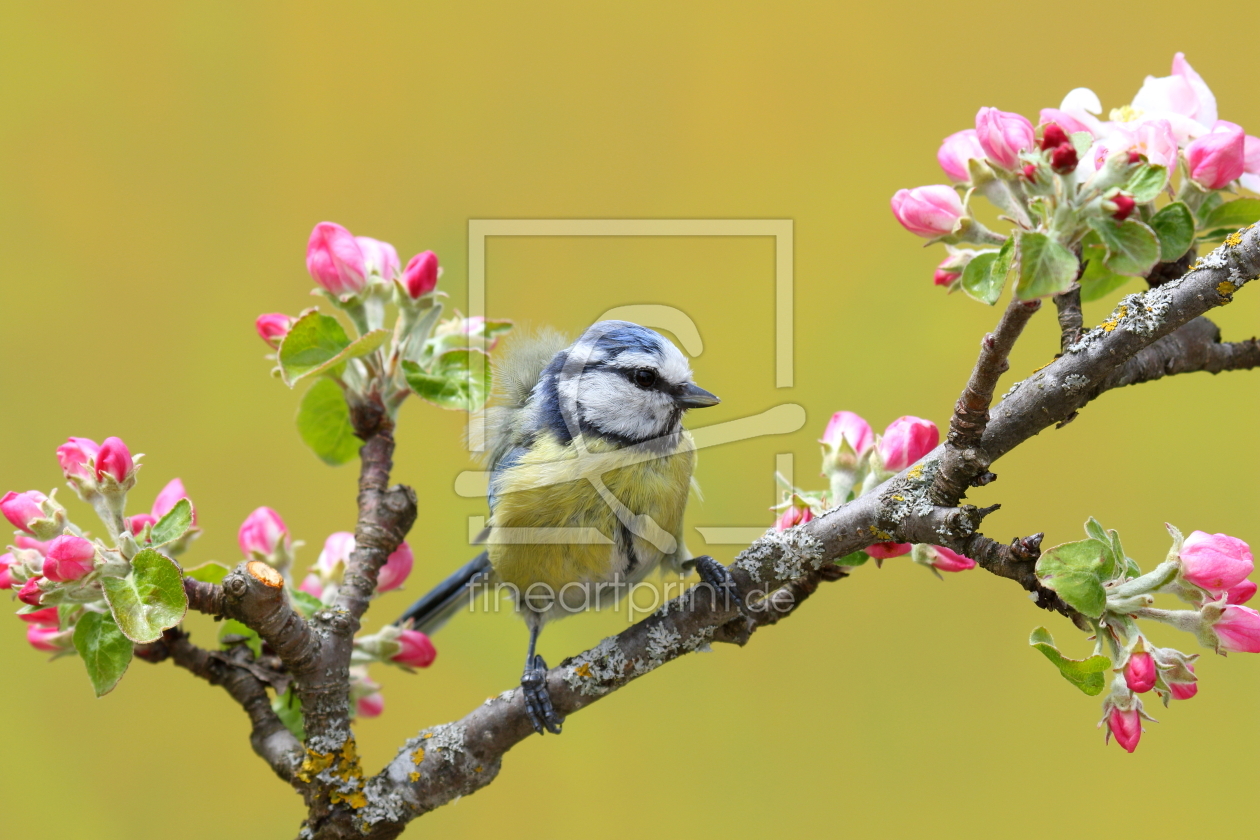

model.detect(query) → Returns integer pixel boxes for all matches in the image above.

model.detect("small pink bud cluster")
[127,478,196,544]
[299,532,413,600]
[53,436,137,500]
[877,415,939,472]
[820,411,874,468]
[238,507,293,570]
[774,502,814,532]
[304,222,440,302]
[2,490,49,534]
[392,629,437,668]
[1178,530,1254,600]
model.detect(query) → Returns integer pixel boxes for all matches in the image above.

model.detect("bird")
[395,320,727,734]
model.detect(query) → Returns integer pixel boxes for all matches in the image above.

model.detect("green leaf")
[219,618,262,658]
[1029,627,1110,696]
[183,562,230,584]
[1088,217,1160,276]
[1035,538,1110,618]
[402,348,493,412]
[1014,232,1079,300]
[1082,518,1117,578]
[1195,190,1224,224]
[960,240,1012,305]
[73,612,133,697]
[101,549,189,643]
[1124,164,1168,204]
[272,687,305,740]
[149,498,193,548]
[1201,198,1260,233]
[296,378,360,466]
[277,311,390,387]
[1149,202,1195,262]
[836,551,870,568]
[288,587,323,619]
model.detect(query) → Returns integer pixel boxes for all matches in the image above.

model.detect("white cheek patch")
[575,371,673,440]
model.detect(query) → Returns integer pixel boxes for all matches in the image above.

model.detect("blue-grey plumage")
[395,320,720,733]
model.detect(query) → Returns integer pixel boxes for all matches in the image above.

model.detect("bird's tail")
[393,551,492,634]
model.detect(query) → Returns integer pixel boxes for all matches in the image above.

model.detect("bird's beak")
[676,383,721,408]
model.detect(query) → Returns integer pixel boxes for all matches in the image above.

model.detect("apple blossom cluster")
[256,221,511,466]
[892,53,1260,305]
[1028,521,1258,752]
[773,410,978,576]
[5,437,436,720]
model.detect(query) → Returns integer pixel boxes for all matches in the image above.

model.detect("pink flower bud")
[890,186,965,238]
[1123,652,1156,693]
[1179,531,1254,591]
[1186,120,1246,190]
[298,574,325,600]
[17,576,44,606]
[820,411,874,457]
[937,129,986,182]
[0,552,14,589]
[774,505,814,532]
[255,313,294,348]
[26,623,67,653]
[1050,143,1079,174]
[95,437,133,483]
[975,107,1036,170]
[127,514,157,537]
[306,222,367,297]
[377,541,414,592]
[56,437,100,480]
[926,546,976,572]
[355,236,400,281]
[1,490,47,533]
[1110,194,1137,222]
[878,416,940,472]
[316,531,356,575]
[1168,663,1198,700]
[391,629,437,668]
[1021,163,1038,183]
[1224,579,1257,605]
[19,607,58,626]
[866,542,912,560]
[357,691,385,718]
[1213,604,1260,653]
[43,535,96,582]
[1040,123,1070,151]
[238,507,289,557]
[402,251,439,299]
[14,535,48,553]
[933,262,961,288]
[152,478,194,523]
[1107,706,1142,753]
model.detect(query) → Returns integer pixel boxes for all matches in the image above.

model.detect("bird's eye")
[632,368,657,389]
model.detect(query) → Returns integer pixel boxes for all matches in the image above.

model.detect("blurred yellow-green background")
[2,2,1259,837]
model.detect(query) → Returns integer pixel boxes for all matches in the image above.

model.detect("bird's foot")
[521,654,564,735]
[692,555,744,615]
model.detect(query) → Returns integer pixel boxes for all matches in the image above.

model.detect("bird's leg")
[520,621,564,735]
[691,555,744,616]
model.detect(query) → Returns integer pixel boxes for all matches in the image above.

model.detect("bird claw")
[521,654,564,735]
[691,555,744,615]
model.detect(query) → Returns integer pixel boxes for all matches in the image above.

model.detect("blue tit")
[395,320,723,734]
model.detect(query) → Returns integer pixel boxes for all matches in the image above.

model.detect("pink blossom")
[934,261,960,287]
[1178,530,1253,591]
[0,552,14,589]
[1241,135,1260,194]
[306,222,367,297]
[925,546,976,572]
[42,535,96,582]
[774,505,814,532]
[1213,604,1260,653]
[937,129,986,182]
[1123,652,1156,693]
[255,314,294,348]
[299,574,325,600]
[13,535,48,554]
[975,107,1035,170]
[391,629,437,668]
[26,624,66,653]
[357,691,385,718]
[17,576,44,606]
[316,531,356,575]
[377,541,414,592]
[127,514,157,537]
[820,411,874,457]
[95,437,133,483]
[1107,706,1142,753]
[1041,88,1105,137]
[19,607,58,626]
[238,507,289,557]
[878,416,940,471]
[356,236,400,281]
[152,478,194,523]
[866,542,911,560]
[1223,579,1257,605]
[1040,109,1094,138]
[1186,121,1246,190]
[1169,663,1198,700]
[1130,52,1216,142]
[56,437,100,480]
[402,251,439,299]
[890,186,965,238]
[1,490,47,533]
